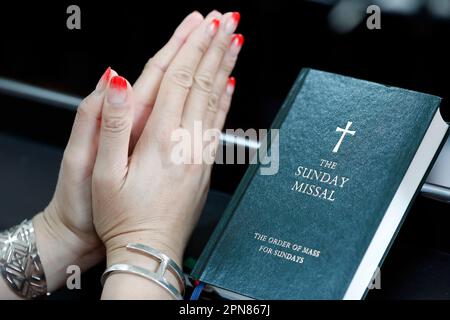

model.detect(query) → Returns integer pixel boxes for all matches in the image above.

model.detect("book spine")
[191,68,311,280]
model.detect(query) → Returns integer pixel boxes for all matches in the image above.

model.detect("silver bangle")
[0,219,47,299]
[101,243,185,300]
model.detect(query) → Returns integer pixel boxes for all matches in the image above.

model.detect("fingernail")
[95,66,112,92]
[226,77,236,96]
[207,18,220,36]
[107,76,128,105]
[230,34,244,55]
[224,12,240,35]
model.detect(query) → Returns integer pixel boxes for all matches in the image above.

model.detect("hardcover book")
[191,69,449,299]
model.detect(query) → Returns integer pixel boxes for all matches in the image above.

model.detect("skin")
[0,10,242,299]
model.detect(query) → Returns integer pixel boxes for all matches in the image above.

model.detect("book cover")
[191,69,449,299]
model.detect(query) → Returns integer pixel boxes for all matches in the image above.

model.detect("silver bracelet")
[101,243,185,300]
[0,219,47,299]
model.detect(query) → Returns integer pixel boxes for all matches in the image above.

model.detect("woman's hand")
[30,11,204,293]
[92,11,243,299]
[32,67,117,292]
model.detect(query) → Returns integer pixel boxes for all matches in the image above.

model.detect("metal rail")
[1,76,449,202]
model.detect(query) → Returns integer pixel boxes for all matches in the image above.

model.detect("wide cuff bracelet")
[101,243,185,300]
[0,219,47,299]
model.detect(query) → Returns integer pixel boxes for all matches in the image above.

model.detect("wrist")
[44,200,103,254]
[33,209,104,292]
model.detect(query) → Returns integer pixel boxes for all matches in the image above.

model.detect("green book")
[191,69,449,300]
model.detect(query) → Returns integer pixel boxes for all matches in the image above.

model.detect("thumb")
[95,75,134,180]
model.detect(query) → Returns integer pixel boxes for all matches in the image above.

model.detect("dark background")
[1,0,450,299]
[3,0,450,192]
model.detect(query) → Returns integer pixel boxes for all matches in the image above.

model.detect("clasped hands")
[30,10,242,299]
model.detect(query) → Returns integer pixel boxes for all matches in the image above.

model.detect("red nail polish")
[208,18,220,35]
[231,34,244,47]
[108,76,128,105]
[227,77,236,96]
[110,76,128,91]
[225,12,241,35]
[102,66,112,81]
[231,12,240,25]
[96,66,112,92]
